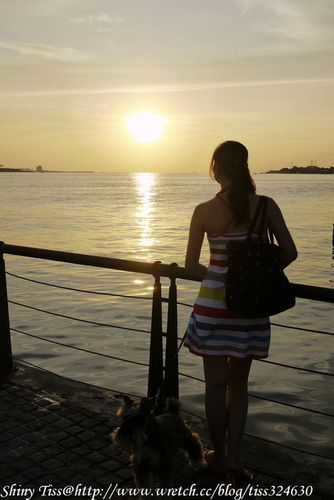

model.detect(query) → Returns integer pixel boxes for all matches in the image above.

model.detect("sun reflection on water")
[134,172,157,261]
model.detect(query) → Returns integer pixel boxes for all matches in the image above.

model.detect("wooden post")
[0,252,14,375]
[147,272,163,398]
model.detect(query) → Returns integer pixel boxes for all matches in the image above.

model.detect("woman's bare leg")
[226,357,252,469]
[203,357,228,474]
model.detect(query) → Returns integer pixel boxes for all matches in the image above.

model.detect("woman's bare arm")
[185,205,208,278]
[268,198,298,268]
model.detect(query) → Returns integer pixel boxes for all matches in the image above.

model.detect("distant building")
[36,166,43,172]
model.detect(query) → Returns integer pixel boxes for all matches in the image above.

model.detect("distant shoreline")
[266,166,334,174]
[0,168,94,173]
[1,166,333,175]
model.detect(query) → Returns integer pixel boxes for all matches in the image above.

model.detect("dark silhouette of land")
[267,165,334,174]
[0,165,93,173]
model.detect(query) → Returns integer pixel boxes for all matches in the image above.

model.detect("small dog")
[112,395,204,489]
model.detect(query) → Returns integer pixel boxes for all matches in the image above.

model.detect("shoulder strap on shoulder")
[215,191,231,208]
[258,196,268,240]
[247,196,267,241]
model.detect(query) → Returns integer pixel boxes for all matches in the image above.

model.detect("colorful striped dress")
[184,198,271,359]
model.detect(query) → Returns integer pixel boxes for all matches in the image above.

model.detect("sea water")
[1,172,333,458]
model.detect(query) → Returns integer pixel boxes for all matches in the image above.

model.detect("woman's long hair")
[209,141,256,223]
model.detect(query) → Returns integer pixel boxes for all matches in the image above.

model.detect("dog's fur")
[112,395,204,488]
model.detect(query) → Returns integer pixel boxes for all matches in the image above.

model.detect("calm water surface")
[1,172,333,458]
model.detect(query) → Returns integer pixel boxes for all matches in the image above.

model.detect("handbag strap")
[247,196,267,242]
[268,227,274,244]
[258,196,268,242]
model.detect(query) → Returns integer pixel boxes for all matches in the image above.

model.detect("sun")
[127,111,166,143]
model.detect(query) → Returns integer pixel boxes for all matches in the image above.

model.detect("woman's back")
[195,191,268,237]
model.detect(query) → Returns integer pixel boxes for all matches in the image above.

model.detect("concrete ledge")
[6,363,121,415]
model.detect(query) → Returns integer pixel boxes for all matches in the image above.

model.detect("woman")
[184,141,297,485]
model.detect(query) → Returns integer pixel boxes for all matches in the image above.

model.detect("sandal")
[227,466,253,488]
[204,450,227,479]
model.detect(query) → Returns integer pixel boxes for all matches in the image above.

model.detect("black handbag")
[225,196,295,318]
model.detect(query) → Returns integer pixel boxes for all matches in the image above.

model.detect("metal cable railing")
[9,297,334,377]
[1,242,333,460]
[11,327,149,369]
[6,271,334,371]
[8,300,151,335]
[6,271,154,301]
[6,270,334,337]
[5,269,334,410]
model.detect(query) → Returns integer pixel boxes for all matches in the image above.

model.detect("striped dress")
[184,207,271,359]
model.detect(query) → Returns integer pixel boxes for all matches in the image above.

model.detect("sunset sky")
[1,0,334,173]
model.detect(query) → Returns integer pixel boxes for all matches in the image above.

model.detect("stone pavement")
[1,363,333,500]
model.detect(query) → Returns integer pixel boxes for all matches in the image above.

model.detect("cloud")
[0,41,92,62]
[234,0,319,47]
[68,12,124,31]
[1,41,333,98]
[2,75,333,99]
